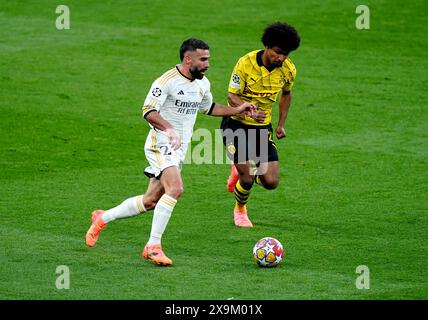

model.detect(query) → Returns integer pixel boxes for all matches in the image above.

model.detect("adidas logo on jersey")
[177,90,185,95]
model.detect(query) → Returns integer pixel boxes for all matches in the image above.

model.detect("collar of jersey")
[176,66,195,82]
[256,50,276,72]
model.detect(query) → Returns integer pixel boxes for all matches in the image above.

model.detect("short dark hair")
[179,38,210,61]
[261,22,300,53]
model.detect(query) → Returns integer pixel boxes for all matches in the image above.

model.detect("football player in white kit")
[85,39,255,265]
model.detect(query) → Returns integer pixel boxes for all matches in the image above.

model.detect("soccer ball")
[252,237,284,267]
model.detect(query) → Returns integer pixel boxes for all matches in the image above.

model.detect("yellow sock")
[235,202,246,210]
[234,180,251,208]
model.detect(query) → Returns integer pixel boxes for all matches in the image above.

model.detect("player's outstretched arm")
[227,92,245,108]
[228,92,266,123]
[209,102,256,117]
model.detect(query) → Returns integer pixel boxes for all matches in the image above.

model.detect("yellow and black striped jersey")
[228,50,296,126]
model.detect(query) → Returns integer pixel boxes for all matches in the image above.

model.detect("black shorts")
[220,117,279,165]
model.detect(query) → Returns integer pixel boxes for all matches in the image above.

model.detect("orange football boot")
[142,244,173,266]
[85,210,106,247]
[233,206,253,228]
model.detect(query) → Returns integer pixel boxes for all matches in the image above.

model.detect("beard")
[189,66,207,80]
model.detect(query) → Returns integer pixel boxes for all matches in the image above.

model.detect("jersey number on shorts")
[159,146,172,156]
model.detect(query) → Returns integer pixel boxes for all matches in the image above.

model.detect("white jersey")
[142,66,214,143]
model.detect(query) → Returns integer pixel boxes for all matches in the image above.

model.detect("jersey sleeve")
[142,78,169,118]
[283,62,297,92]
[228,57,246,95]
[199,80,215,115]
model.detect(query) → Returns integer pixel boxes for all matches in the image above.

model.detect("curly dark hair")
[179,38,210,61]
[261,22,300,53]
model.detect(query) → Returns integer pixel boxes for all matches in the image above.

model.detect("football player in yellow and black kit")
[221,22,300,227]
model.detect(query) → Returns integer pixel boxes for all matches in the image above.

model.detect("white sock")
[101,195,146,224]
[147,194,177,245]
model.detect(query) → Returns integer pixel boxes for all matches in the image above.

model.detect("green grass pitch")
[1,0,427,299]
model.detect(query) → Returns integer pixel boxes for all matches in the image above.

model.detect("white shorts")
[144,129,188,179]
